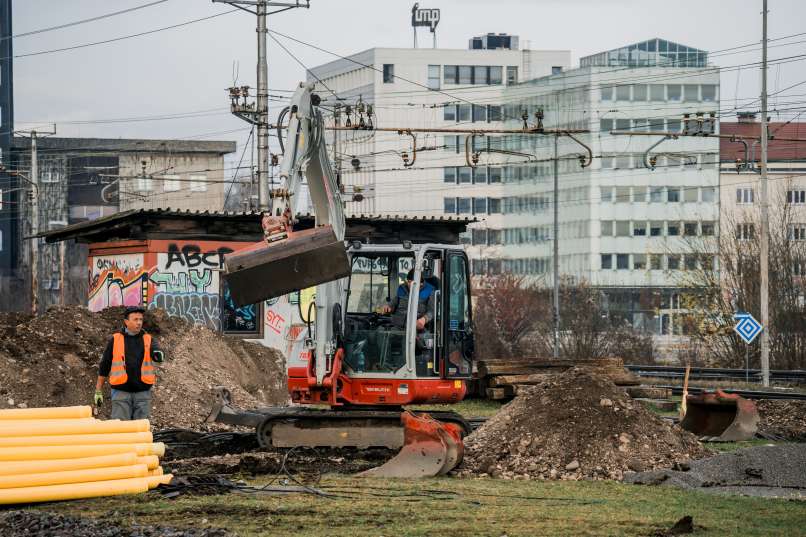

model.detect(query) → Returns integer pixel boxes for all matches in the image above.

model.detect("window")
[650,221,663,236]
[667,119,682,132]
[489,66,503,85]
[457,197,471,214]
[684,222,698,236]
[162,175,180,192]
[684,186,699,202]
[615,186,631,202]
[40,169,58,184]
[668,222,680,236]
[444,167,457,184]
[137,175,152,192]
[615,85,631,100]
[488,167,502,183]
[444,197,456,214]
[667,187,681,202]
[383,64,394,83]
[702,187,716,202]
[473,104,487,122]
[667,255,681,270]
[787,190,806,204]
[600,186,613,202]
[650,254,662,270]
[616,254,630,270]
[601,254,613,269]
[444,65,458,84]
[650,84,665,101]
[615,221,630,236]
[472,66,488,84]
[633,84,648,101]
[488,198,502,213]
[600,118,614,132]
[790,224,806,240]
[615,155,631,169]
[601,157,615,169]
[443,104,456,121]
[488,229,502,244]
[472,229,488,245]
[601,220,613,236]
[601,86,614,101]
[633,118,649,132]
[428,65,440,89]
[506,66,518,85]
[684,255,697,270]
[684,84,699,101]
[701,84,717,102]
[488,105,502,121]
[634,254,647,270]
[457,104,471,122]
[737,223,755,240]
[473,197,487,215]
[650,187,664,202]
[794,260,806,276]
[552,66,563,75]
[649,118,665,131]
[189,175,207,192]
[702,222,716,236]
[458,167,472,183]
[667,84,682,101]
[473,167,487,184]
[633,221,647,236]
[459,65,472,84]
[615,118,631,131]
[737,188,754,204]
[633,186,648,202]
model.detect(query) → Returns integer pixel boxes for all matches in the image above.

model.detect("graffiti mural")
[222,281,260,334]
[88,254,148,312]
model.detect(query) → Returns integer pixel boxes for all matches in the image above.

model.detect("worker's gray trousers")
[110,389,152,420]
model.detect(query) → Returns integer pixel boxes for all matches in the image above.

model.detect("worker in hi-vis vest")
[94,306,165,420]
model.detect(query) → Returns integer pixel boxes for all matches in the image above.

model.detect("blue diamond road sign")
[734,313,763,344]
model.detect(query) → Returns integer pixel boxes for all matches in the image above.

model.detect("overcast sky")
[10,0,806,171]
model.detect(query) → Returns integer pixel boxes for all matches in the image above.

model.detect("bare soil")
[756,400,806,441]
[459,368,710,481]
[0,306,288,430]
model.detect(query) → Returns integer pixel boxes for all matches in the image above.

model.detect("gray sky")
[11,0,806,171]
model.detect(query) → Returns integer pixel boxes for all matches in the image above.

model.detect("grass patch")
[30,476,806,536]
[408,398,504,417]
[703,439,784,452]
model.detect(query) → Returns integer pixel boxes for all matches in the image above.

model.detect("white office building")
[489,39,721,334]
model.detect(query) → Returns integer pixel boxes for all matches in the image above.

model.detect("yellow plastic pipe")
[146,473,173,489]
[136,455,160,470]
[0,442,165,461]
[147,467,163,477]
[0,477,150,505]
[0,419,149,437]
[0,406,92,420]
[0,432,153,448]
[0,453,139,477]
[0,464,149,489]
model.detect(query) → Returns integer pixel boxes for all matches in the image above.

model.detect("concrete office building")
[493,39,721,335]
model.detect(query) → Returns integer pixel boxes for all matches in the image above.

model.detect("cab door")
[442,251,473,378]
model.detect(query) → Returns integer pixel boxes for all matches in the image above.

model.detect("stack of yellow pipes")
[0,405,173,504]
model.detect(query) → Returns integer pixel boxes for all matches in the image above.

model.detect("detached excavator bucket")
[679,390,760,441]
[223,225,350,307]
[358,411,464,478]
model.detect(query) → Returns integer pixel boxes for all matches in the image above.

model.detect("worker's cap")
[123,305,146,318]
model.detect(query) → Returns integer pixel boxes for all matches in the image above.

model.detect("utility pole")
[216,0,309,212]
[30,131,38,315]
[759,0,771,386]
[553,132,560,359]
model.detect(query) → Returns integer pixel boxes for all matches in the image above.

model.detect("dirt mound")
[0,306,287,430]
[0,510,235,537]
[757,400,806,441]
[459,368,709,481]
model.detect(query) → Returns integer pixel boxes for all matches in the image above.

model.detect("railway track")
[626,364,806,383]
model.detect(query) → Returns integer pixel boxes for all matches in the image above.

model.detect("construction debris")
[625,443,806,499]
[459,368,709,480]
[756,400,806,441]
[0,306,288,430]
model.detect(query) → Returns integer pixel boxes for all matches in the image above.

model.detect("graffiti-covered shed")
[41,208,473,341]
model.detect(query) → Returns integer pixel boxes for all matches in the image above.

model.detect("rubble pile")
[0,306,288,429]
[757,400,806,441]
[459,368,709,481]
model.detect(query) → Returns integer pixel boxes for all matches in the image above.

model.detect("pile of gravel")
[458,368,709,481]
[0,510,234,537]
[624,443,806,498]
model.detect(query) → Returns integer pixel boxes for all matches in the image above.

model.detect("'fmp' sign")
[411,3,440,32]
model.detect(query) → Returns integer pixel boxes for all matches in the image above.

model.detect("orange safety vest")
[109,332,156,386]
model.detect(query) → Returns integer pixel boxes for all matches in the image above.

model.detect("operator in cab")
[380,268,435,330]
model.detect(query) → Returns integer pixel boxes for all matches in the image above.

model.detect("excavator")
[209,82,475,477]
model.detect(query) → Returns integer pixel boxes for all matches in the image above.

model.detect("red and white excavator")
[208,82,475,477]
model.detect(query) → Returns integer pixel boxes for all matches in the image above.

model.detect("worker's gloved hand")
[93,390,103,406]
[152,350,164,363]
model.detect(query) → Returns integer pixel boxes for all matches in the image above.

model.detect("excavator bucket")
[223,225,350,307]
[358,411,464,478]
[679,390,760,441]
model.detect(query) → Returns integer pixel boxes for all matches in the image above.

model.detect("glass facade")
[580,39,708,68]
